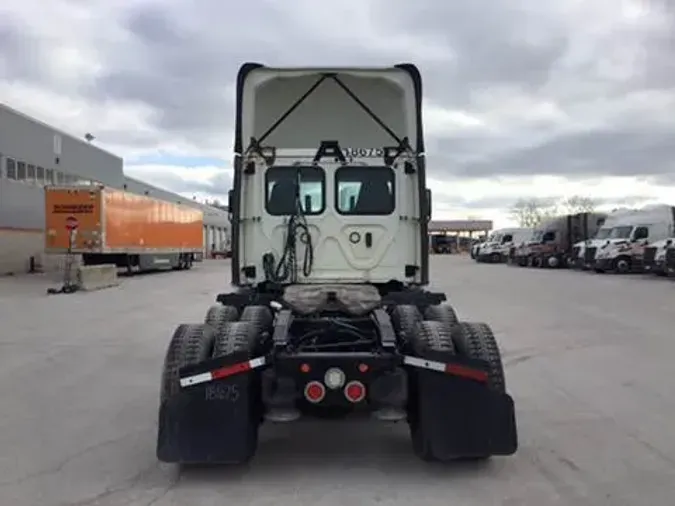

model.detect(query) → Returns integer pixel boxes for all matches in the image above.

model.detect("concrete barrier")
[76,264,119,291]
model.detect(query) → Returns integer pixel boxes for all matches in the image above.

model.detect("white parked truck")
[643,237,675,276]
[156,63,518,465]
[476,227,533,263]
[569,207,636,270]
[666,240,675,275]
[593,204,675,274]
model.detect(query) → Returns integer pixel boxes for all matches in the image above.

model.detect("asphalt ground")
[0,256,673,506]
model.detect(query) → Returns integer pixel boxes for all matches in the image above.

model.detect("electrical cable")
[262,170,314,283]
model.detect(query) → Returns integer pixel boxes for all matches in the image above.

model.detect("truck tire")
[613,256,631,274]
[391,305,423,347]
[423,303,458,330]
[205,304,239,335]
[451,322,505,393]
[160,324,215,402]
[212,321,260,357]
[239,305,273,334]
[210,320,261,463]
[408,320,456,461]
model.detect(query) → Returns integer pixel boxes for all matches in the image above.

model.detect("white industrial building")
[0,102,230,275]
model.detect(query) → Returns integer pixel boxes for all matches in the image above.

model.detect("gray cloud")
[126,168,233,198]
[445,126,675,179]
[3,0,675,200]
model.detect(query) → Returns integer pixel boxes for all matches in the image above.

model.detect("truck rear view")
[155,62,518,466]
[45,185,203,273]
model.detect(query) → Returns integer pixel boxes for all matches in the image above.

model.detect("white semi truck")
[569,207,636,270]
[593,204,675,274]
[475,228,533,263]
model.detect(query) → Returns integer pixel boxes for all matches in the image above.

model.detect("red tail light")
[344,380,366,403]
[304,381,326,403]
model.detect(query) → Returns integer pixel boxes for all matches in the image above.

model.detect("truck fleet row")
[471,204,675,277]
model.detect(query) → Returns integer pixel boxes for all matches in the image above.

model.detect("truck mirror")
[304,194,312,212]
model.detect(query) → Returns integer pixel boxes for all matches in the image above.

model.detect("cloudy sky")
[2,0,675,227]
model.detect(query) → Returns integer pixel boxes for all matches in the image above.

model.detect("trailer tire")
[160,323,215,402]
[451,322,506,393]
[205,304,239,335]
[423,303,459,330]
[408,320,455,461]
[391,305,423,348]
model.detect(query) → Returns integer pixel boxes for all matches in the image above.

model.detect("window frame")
[17,161,26,180]
[6,158,17,180]
[264,165,326,216]
[334,165,396,216]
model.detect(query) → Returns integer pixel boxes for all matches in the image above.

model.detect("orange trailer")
[45,185,204,272]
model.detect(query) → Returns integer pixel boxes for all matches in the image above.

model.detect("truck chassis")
[157,285,518,464]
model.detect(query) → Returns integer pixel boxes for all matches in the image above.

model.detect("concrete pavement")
[0,257,673,506]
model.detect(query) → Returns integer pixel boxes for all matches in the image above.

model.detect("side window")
[633,226,649,240]
[542,231,556,242]
[6,158,17,180]
[27,164,36,182]
[17,161,26,180]
[335,166,395,215]
[502,234,513,243]
[265,166,325,215]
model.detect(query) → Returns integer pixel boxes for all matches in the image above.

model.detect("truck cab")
[515,213,607,268]
[569,207,635,270]
[593,205,675,274]
[229,64,429,287]
[643,237,675,276]
[477,227,532,263]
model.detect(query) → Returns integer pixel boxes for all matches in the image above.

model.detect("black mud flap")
[157,354,262,464]
[410,353,518,460]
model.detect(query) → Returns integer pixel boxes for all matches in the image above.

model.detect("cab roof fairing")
[233,64,425,159]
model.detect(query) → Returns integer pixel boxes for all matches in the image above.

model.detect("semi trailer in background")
[44,185,204,273]
[509,212,607,268]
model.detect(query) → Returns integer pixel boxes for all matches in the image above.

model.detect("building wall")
[0,103,124,187]
[0,104,231,274]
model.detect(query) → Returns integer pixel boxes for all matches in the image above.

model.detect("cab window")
[335,166,395,215]
[265,166,325,215]
[542,231,556,242]
[633,226,649,240]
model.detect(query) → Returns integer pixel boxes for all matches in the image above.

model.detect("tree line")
[509,196,597,228]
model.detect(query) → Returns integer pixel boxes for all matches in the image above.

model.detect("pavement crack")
[0,427,151,488]
[143,469,182,506]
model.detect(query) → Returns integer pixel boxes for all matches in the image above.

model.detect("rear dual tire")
[405,314,506,462]
[158,303,272,465]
